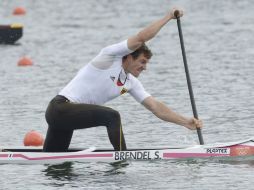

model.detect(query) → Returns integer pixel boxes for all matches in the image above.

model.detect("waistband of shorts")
[54,95,70,102]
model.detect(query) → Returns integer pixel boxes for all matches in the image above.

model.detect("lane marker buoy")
[23,130,44,146]
[18,57,33,66]
[13,7,26,15]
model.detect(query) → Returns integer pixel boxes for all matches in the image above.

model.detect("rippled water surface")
[1,0,254,189]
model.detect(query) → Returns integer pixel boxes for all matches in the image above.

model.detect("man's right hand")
[185,118,203,130]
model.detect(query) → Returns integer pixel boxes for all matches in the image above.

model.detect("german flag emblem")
[120,88,128,95]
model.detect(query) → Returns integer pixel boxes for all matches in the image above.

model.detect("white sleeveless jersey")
[59,40,151,105]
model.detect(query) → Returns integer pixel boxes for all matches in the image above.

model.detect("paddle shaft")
[174,11,204,145]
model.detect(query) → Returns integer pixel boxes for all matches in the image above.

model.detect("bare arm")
[127,8,183,51]
[142,96,203,130]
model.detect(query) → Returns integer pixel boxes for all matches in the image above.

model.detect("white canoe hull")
[0,138,254,164]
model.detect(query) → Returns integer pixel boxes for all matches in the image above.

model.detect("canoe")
[0,138,253,164]
[0,24,23,44]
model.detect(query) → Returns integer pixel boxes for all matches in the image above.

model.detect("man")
[43,8,203,152]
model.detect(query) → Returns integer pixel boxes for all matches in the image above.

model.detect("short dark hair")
[123,43,153,60]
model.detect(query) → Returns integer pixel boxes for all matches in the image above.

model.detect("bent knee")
[109,109,121,121]
[105,108,121,124]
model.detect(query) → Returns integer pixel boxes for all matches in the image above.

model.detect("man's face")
[126,54,149,77]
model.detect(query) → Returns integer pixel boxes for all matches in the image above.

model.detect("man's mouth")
[138,68,143,72]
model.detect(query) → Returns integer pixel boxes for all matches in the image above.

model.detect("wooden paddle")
[174,10,204,145]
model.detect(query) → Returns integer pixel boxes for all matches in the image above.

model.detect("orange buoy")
[23,130,44,146]
[17,57,33,66]
[13,7,26,15]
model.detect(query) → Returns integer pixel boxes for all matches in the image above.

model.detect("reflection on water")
[42,161,130,182]
[166,156,254,168]
[216,156,254,167]
[42,162,79,186]
[104,161,130,175]
[42,156,254,185]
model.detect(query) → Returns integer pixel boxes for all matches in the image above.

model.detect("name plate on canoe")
[114,150,162,161]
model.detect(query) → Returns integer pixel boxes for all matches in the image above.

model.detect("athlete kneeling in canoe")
[43,7,203,152]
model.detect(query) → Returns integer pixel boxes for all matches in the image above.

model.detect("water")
[1,0,254,189]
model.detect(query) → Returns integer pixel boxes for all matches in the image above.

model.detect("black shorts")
[43,95,126,152]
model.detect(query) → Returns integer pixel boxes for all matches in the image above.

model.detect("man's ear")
[127,55,133,63]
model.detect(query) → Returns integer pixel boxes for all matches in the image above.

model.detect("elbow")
[137,32,147,44]
[128,34,144,51]
[137,29,155,43]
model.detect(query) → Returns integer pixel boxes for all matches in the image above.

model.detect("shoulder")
[101,40,133,56]
[128,74,142,86]
[128,74,147,93]
[128,75,151,103]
